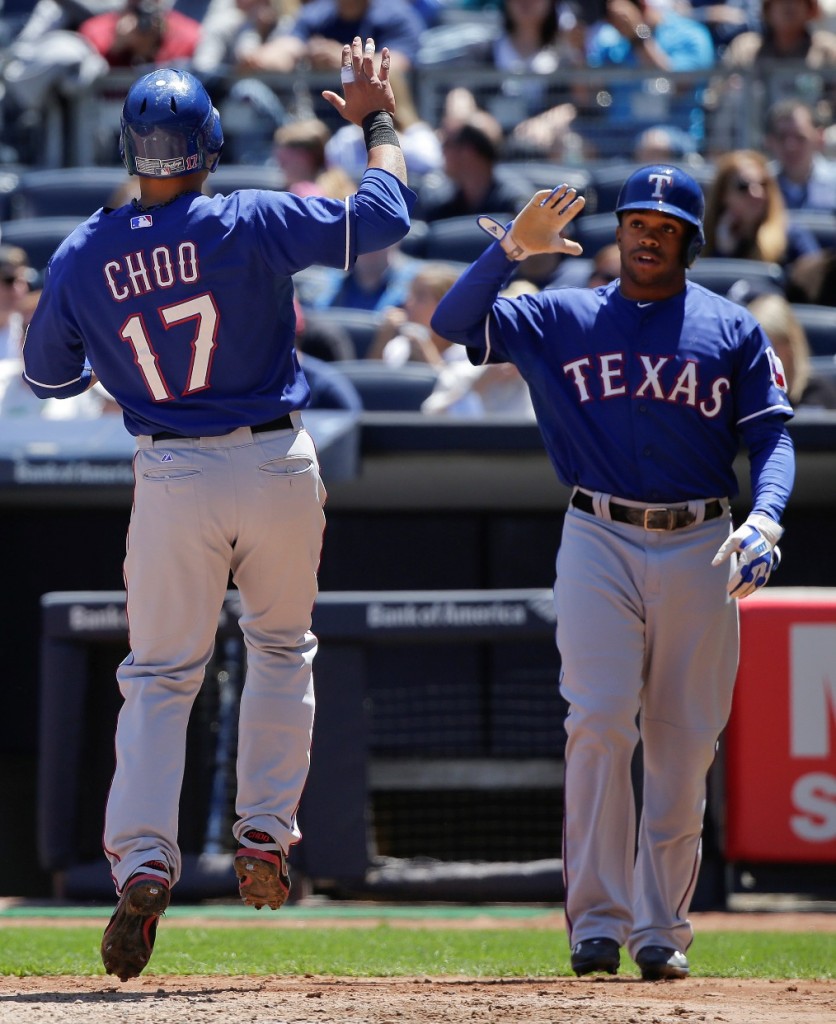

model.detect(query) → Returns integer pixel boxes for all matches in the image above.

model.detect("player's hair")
[702,150,788,264]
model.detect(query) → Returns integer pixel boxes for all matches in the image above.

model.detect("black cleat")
[101,870,170,982]
[571,937,620,976]
[635,945,690,981]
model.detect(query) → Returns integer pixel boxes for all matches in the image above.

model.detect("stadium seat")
[399,219,431,259]
[334,360,438,411]
[495,162,591,198]
[419,216,502,263]
[416,18,500,65]
[0,169,21,221]
[572,211,618,258]
[0,217,85,274]
[791,303,836,357]
[7,167,130,219]
[687,258,785,298]
[787,208,836,250]
[809,354,836,381]
[300,307,384,360]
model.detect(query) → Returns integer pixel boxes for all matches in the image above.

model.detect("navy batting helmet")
[615,164,705,266]
[120,68,224,178]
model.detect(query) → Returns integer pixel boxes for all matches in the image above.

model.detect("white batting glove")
[711,513,784,599]
[478,185,586,261]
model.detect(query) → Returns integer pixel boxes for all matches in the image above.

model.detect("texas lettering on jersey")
[562,352,731,418]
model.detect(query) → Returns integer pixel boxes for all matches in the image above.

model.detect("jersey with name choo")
[23,169,413,437]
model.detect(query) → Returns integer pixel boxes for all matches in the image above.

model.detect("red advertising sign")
[724,588,836,862]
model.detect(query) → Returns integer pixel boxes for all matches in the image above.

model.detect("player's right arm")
[432,185,585,352]
[431,245,518,355]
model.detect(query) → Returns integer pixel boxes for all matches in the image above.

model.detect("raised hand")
[478,185,586,261]
[322,37,396,126]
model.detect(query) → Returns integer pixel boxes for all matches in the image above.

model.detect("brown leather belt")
[152,413,293,443]
[571,490,723,531]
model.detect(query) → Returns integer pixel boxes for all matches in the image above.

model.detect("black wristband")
[362,110,400,151]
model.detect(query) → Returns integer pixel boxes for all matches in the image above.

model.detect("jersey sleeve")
[22,266,95,400]
[734,317,794,427]
[430,241,520,363]
[254,168,414,275]
[742,416,795,523]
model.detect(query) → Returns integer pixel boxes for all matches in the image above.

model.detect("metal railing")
[2,61,835,169]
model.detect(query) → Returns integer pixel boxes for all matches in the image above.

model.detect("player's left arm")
[711,414,795,599]
[21,281,95,400]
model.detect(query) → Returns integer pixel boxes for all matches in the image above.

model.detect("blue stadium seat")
[687,257,785,299]
[7,167,130,219]
[495,162,591,197]
[787,208,836,250]
[334,360,438,411]
[792,303,836,357]
[0,169,21,221]
[0,217,84,274]
[399,219,430,259]
[419,216,500,263]
[572,211,618,258]
[300,307,384,360]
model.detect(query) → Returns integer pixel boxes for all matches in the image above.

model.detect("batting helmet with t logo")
[615,164,705,267]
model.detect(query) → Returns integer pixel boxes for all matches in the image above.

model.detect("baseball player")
[22,45,413,982]
[430,167,794,980]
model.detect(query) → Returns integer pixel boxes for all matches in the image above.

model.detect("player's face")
[615,210,688,301]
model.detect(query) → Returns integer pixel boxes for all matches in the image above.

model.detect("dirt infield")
[0,973,835,1024]
[0,911,833,1023]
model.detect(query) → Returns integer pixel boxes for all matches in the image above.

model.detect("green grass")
[0,925,833,979]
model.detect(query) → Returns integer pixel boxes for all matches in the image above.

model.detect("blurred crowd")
[1,0,836,424]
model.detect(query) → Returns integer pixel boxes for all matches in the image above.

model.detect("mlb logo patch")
[130,213,153,229]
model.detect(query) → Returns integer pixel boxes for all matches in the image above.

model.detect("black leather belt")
[151,413,294,442]
[571,490,723,531]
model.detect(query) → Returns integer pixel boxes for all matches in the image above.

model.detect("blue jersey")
[431,245,794,507]
[23,169,414,437]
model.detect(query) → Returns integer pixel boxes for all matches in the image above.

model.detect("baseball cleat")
[635,946,690,981]
[101,870,170,982]
[570,937,620,976]
[234,834,290,910]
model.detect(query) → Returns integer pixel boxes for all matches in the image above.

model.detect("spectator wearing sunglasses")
[702,149,820,272]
